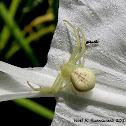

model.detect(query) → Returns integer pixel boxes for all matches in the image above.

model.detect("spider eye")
[70,68,96,92]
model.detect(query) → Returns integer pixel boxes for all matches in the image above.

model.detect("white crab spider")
[27,20,96,94]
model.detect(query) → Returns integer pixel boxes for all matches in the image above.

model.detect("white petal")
[49,0,126,125]
[0,61,57,101]
[52,93,126,126]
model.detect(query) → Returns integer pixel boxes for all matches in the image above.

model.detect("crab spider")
[27,20,96,94]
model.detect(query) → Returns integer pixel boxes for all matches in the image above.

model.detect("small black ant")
[86,40,99,44]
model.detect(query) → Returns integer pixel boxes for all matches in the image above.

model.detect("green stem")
[0,0,20,51]
[13,99,54,120]
[0,2,40,66]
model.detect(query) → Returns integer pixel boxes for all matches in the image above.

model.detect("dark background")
[0,0,59,125]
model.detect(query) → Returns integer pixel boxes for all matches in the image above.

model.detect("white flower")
[1,0,126,125]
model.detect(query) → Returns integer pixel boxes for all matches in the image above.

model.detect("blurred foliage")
[0,0,59,125]
[0,0,58,67]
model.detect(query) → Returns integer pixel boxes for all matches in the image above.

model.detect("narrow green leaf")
[13,98,54,120]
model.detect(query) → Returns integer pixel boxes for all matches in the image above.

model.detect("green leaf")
[13,98,54,120]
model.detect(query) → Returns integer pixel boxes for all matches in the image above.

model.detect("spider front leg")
[64,20,81,62]
[64,20,86,64]
[27,73,64,94]
[72,28,86,64]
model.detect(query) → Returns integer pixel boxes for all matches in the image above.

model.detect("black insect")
[86,40,99,44]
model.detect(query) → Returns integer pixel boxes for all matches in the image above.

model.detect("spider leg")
[59,79,70,90]
[70,82,77,95]
[27,81,54,94]
[64,20,81,62]
[51,73,63,89]
[72,28,86,64]
[27,73,64,94]
[52,76,64,94]
[76,57,85,67]
[89,68,106,73]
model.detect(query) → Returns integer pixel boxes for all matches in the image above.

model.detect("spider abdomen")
[70,68,96,92]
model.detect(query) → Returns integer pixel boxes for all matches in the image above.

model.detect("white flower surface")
[1,0,126,125]
[50,0,126,125]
